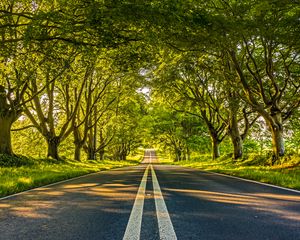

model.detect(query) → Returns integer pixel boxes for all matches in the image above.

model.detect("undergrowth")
[0,155,141,198]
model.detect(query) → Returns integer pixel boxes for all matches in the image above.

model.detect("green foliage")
[0,154,33,167]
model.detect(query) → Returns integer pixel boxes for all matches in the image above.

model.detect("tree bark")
[98,128,105,160]
[228,114,243,159]
[99,148,105,160]
[86,126,96,160]
[87,148,96,160]
[186,146,191,161]
[211,136,220,160]
[263,108,284,163]
[74,143,82,161]
[269,123,284,163]
[175,149,181,161]
[0,85,18,155]
[230,133,243,159]
[73,126,83,161]
[47,137,60,159]
[0,116,14,155]
[121,144,127,160]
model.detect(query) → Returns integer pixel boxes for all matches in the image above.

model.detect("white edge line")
[0,165,137,201]
[203,170,300,194]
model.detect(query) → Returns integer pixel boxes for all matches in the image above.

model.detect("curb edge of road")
[0,165,140,201]
[204,170,300,194]
[165,164,300,194]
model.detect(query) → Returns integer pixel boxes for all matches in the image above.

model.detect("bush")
[0,154,34,167]
[241,153,271,166]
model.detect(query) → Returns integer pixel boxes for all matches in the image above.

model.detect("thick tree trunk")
[47,137,60,159]
[86,127,96,160]
[99,148,105,160]
[270,125,284,163]
[87,147,96,160]
[73,127,83,161]
[231,135,243,159]
[74,143,82,161]
[186,146,191,161]
[122,152,127,161]
[0,116,13,155]
[264,109,285,163]
[228,103,243,159]
[0,85,16,155]
[228,119,243,159]
[211,136,220,160]
[174,148,182,161]
[182,151,186,161]
[203,115,223,160]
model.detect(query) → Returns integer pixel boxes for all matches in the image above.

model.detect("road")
[1,149,300,239]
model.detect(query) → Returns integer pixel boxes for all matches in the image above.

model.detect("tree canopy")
[1,0,300,164]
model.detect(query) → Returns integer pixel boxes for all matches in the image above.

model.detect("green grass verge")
[163,155,300,191]
[0,156,141,198]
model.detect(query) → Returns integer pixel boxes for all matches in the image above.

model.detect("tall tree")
[0,0,35,155]
[221,1,300,161]
[22,52,84,159]
[72,57,119,161]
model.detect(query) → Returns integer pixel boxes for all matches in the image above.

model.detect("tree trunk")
[0,116,13,155]
[89,107,97,160]
[99,148,105,160]
[87,146,96,160]
[121,145,127,160]
[211,136,220,160]
[264,109,285,163]
[270,124,284,163]
[47,137,60,159]
[86,127,96,160]
[74,143,82,161]
[88,151,96,160]
[175,148,182,161]
[98,128,105,160]
[232,135,243,159]
[73,127,83,161]
[0,85,16,155]
[186,146,191,161]
[228,100,243,159]
[203,111,223,160]
[228,120,243,159]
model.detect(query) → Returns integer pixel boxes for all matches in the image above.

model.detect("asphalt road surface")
[1,149,300,240]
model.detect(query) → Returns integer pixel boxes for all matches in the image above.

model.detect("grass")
[0,155,141,198]
[161,154,300,191]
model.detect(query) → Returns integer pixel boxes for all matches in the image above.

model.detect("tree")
[221,1,300,161]
[153,53,228,159]
[0,0,35,155]
[151,0,300,161]
[22,51,85,159]
[108,87,146,160]
[148,100,203,161]
[71,57,119,161]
